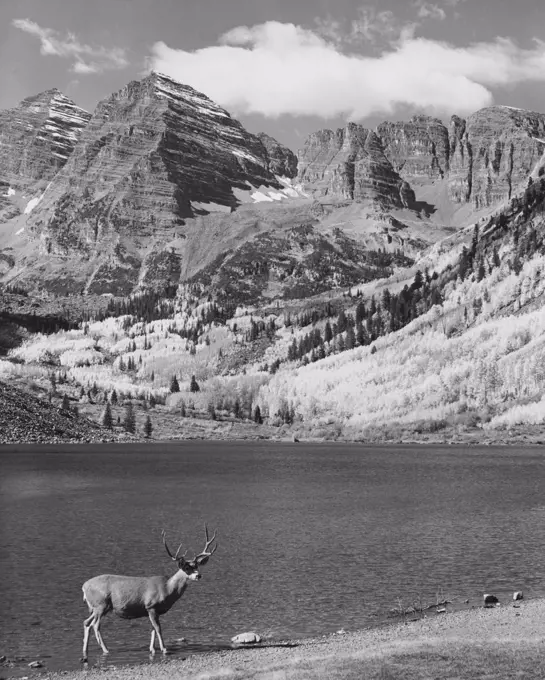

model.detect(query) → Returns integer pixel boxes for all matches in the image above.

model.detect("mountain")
[0,72,307,294]
[2,75,545,442]
[375,107,545,210]
[296,123,415,209]
[1,73,545,304]
[0,89,90,221]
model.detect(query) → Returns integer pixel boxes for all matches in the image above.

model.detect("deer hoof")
[81,657,88,664]
[162,648,169,655]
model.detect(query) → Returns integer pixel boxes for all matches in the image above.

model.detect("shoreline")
[28,597,545,680]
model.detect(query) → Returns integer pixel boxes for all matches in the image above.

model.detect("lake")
[1,442,545,675]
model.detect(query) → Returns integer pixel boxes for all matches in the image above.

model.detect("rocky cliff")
[296,123,412,208]
[376,115,450,181]
[447,106,545,208]
[257,132,298,178]
[0,89,90,220]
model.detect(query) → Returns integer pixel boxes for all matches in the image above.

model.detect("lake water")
[2,442,545,675]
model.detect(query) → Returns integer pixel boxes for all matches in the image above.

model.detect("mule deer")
[81,525,217,661]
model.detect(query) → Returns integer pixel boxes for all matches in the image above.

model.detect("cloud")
[12,18,128,74]
[149,21,545,121]
[415,2,447,20]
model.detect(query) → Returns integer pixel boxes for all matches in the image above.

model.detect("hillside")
[0,380,119,444]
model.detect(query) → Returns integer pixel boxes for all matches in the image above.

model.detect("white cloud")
[415,2,447,20]
[149,22,545,121]
[12,18,128,74]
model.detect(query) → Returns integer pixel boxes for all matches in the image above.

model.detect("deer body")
[81,526,217,661]
[83,572,190,619]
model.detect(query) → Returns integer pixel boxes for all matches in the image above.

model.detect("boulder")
[28,660,43,668]
[513,591,524,601]
[231,632,261,645]
[483,594,499,606]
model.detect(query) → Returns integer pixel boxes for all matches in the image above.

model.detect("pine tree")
[110,389,118,405]
[149,394,156,408]
[356,321,365,346]
[123,402,136,434]
[144,415,153,438]
[253,405,263,424]
[180,400,186,417]
[61,393,70,411]
[324,320,333,343]
[190,375,200,392]
[101,402,113,429]
[346,326,356,350]
[233,398,242,418]
[170,374,180,393]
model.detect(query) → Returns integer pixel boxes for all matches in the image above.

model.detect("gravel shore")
[37,598,545,680]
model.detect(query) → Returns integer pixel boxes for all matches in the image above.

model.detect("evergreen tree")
[345,326,356,350]
[101,402,114,429]
[336,309,348,334]
[170,374,180,393]
[149,394,156,408]
[190,375,200,392]
[356,321,365,346]
[61,393,70,411]
[253,405,263,424]
[180,400,186,417]
[233,398,242,418]
[110,389,118,405]
[144,415,153,438]
[123,402,136,434]
[324,320,333,343]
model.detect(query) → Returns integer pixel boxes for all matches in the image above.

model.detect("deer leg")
[147,610,167,654]
[92,614,109,655]
[149,629,156,654]
[82,617,93,661]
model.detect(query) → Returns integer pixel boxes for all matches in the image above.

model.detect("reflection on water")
[1,442,545,675]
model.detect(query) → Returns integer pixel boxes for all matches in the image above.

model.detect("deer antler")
[195,524,218,559]
[161,530,187,561]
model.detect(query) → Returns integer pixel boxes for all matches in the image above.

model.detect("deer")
[81,525,217,661]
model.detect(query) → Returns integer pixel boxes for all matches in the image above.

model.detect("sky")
[1,0,545,151]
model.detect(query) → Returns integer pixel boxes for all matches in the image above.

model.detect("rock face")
[297,123,410,208]
[447,106,545,208]
[0,89,90,219]
[26,72,295,260]
[0,89,90,189]
[257,132,297,178]
[377,115,450,181]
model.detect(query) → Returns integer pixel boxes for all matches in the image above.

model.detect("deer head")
[161,524,218,581]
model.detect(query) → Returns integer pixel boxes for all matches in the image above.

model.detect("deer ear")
[196,554,210,566]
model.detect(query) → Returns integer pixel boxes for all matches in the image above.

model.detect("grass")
[211,641,545,680]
